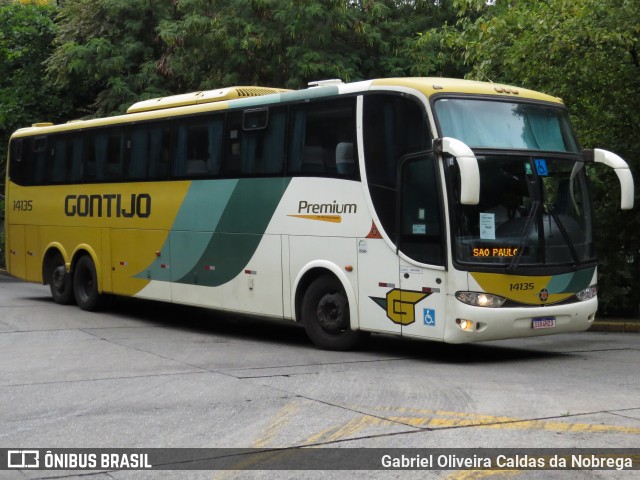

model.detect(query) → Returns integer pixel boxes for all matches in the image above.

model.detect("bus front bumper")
[443,296,597,344]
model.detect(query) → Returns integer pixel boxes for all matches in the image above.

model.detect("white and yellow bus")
[4,78,634,350]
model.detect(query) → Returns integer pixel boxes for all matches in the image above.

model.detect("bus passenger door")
[398,153,447,340]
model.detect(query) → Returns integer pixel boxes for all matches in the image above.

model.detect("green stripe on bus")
[175,177,290,286]
[546,267,595,294]
[139,177,290,287]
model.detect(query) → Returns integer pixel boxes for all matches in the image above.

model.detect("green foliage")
[433,0,640,315]
[46,0,461,109]
[0,1,70,186]
[47,0,174,116]
[154,0,462,92]
[0,195,4,270]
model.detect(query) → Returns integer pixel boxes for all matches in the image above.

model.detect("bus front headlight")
[456,291,506,308]
[575,285,597,302]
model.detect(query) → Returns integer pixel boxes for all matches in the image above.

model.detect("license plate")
[532,317,556,329]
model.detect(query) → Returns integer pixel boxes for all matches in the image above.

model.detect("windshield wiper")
[507,200,540,272]
[546,205,580,265]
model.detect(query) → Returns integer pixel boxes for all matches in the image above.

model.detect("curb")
[589,320,640,333]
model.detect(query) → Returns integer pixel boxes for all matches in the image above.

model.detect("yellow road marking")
[252,401,301,448]
[357,405,640,435]
[446,470,521,480]
[212,401,303,479]
[305,415,389,444]
[214,403,639,478]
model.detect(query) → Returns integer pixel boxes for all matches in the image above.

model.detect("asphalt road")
[1,272,639,479]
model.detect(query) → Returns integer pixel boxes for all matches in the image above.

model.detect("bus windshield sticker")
[525,162,534,175]
[534,158,549,176]
[479,212,496,239]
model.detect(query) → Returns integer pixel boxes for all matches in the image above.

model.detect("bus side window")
[288,98,358,178]
[224,107,285,177]
[49,135,84,184]
[32,136,48,185]
[8,139,26,186]
[84,133,99,182]
[224,113,242,177]
[363,93,431,245]
[148,127,172,180]
[174,116,223,178]
[89,132,109,182]
[69,137,83,183]
[260,107,285,175]
[185,125,210,176]
[128,127,150,180]
[105,129,124,181]
[15,136,44,186]
[84,130,122,182]
[49,136,67,183]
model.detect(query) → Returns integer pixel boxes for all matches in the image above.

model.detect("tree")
[0,0,69,186]
[46,0,462,115]
[421,0,640,315]
[155,0,463,91]
[47,0,175,116]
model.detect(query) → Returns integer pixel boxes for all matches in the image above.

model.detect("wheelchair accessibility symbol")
[534,158,549,177]
[423,309,436,327]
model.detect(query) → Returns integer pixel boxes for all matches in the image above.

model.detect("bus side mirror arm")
[583,148,635,210]
[433,137,480,205]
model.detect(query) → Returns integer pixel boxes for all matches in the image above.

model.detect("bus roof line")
[126,86,291,114]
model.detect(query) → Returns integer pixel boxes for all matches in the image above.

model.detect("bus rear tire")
[49,253,75,305]
[73,255,104,312]
[301,275,366,351]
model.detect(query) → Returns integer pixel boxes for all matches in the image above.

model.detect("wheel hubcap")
[317,293,348,334]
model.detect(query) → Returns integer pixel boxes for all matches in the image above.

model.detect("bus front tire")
[302,275,365,351]
[73,255,104,311]
[49,254,75,305]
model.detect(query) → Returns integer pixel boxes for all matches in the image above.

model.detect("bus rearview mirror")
[433,137,480,205]
[583,148,635,210]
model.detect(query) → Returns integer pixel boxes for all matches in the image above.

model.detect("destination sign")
[472,247,519,257]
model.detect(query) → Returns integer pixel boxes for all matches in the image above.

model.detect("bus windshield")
[448,154,595,267]
[434,97,594,268]
[434,98,579,153]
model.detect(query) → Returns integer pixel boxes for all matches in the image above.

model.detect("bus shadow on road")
[26,293,568,364]
[364,334,566,364]
[104,296,567,364]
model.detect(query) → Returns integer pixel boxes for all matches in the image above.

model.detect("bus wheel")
[73,255,104,311]
[302,275,365,351]
[49,254,74,305]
